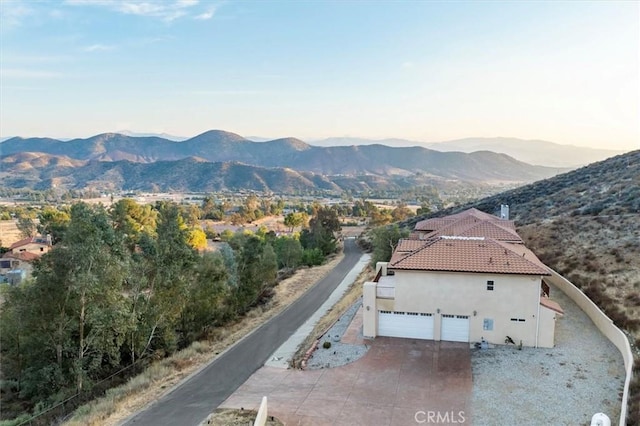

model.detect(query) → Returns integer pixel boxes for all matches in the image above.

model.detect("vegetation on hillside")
[0,200,342,424]
[398,150,640,423]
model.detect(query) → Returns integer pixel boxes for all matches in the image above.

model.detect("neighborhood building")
[1,235,52,284]
[363,207,563,348]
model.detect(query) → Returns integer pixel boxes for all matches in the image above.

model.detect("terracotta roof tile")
[9,236,35,250]
[390,237,550,276]
[540,297,564,315]
[9,235,51,250]
[3,251,39,262]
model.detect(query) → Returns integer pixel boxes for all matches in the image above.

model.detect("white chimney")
[500,204,509,220]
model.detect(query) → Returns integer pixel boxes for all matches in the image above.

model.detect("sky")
[1,1,638,150]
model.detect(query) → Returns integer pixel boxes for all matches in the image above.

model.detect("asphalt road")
[124,239,363,426]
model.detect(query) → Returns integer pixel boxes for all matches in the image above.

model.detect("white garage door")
[378,311,434,339]
[441,314,470,342]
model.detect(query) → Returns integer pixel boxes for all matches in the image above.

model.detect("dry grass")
[203,408,283,426]
[519,213,640,424]
[290,263,374,368]
[0,220,22,247]
[63,251,346,426]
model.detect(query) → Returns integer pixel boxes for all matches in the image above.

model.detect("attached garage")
[378,311,434,340]
[441,314,470,342]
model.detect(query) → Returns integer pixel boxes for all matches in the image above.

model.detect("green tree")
[180,252,229,342]
[17,212,37,238]
[14,203,131,396]
[232,236,277,314]
[370,224,409,265]
[37,206,70,244]
[300,206,341,256]
[274,236,303,269]
[391,204,415,221]
[110,199,157,249]
[284,212,308,232]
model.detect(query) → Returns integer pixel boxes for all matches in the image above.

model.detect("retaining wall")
[547,269,633,426]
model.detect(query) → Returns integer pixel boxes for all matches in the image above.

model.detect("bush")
[302,248,324,267]
[322,341,331,349]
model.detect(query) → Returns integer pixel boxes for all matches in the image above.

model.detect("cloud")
[194,6,216,20]
[64,0,214,22]
[0,2,34,30]
[402,61,414,69]
[83,44,116,52]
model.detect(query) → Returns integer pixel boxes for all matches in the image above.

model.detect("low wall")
[547,269,633,426]
[254,396,268,426]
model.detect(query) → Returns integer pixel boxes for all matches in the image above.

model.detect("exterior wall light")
[437,308,440,313]
[473,310,477,316]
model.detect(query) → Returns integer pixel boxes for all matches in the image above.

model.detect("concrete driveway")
[221,338,471,425]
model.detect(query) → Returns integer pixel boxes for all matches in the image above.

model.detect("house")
[1,235,52,285]
[362,208,563,348]
[9,235,52,256]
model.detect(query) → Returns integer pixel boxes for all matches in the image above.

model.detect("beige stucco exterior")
[363,262,558,348]
[11,241,51,255]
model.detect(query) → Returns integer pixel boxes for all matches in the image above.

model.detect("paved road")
[124,239,363,426]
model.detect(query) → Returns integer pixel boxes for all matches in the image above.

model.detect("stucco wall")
[13,242,50,255]
[394,270,548,347]
[362,281,377,338]
[546,269,632,426]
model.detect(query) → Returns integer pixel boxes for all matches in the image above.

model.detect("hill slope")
[402,150,640,422]
[312,136,625,167]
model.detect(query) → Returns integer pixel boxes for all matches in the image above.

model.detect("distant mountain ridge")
[312,136,626,167]
[1,130,564,185]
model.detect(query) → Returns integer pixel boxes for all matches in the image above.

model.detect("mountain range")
[312,137,626,168]
[0,130,571,193]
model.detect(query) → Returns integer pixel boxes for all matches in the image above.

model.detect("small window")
[40,247,44,252]
[483,318,494,331]
[487,280,494,291]
[510,318,526,322]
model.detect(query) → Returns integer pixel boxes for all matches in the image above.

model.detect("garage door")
[441,314,470,342]
[378,311,434,339]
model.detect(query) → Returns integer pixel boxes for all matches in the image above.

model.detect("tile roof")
[389,237,550,276]
[9,236,51,250]
[415,209,522,242]
[540,297,564,315]
[2,251,39,262]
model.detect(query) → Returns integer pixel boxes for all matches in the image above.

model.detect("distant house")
[1,235,52,284]
[363,208,563,348]
[9,235,52,256]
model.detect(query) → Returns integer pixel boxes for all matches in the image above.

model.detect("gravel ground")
[306,298,370,369]
[472,283,626,426]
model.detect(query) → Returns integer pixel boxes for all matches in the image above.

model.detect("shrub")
[322,341,331,349]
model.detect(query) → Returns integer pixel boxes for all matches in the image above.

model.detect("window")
[40,247,44,252]
[487,280,494,291]
[510,318,526,322]
[483,318,494,331]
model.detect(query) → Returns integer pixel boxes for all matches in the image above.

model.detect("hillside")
[0,153,511,196]
[402,150,640,422]
[0,131,564,183]
[312,136,625,167]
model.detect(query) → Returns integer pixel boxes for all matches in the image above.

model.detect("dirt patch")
[204,408,283,426]
[72,251,346,426]
[0,220,22,247]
